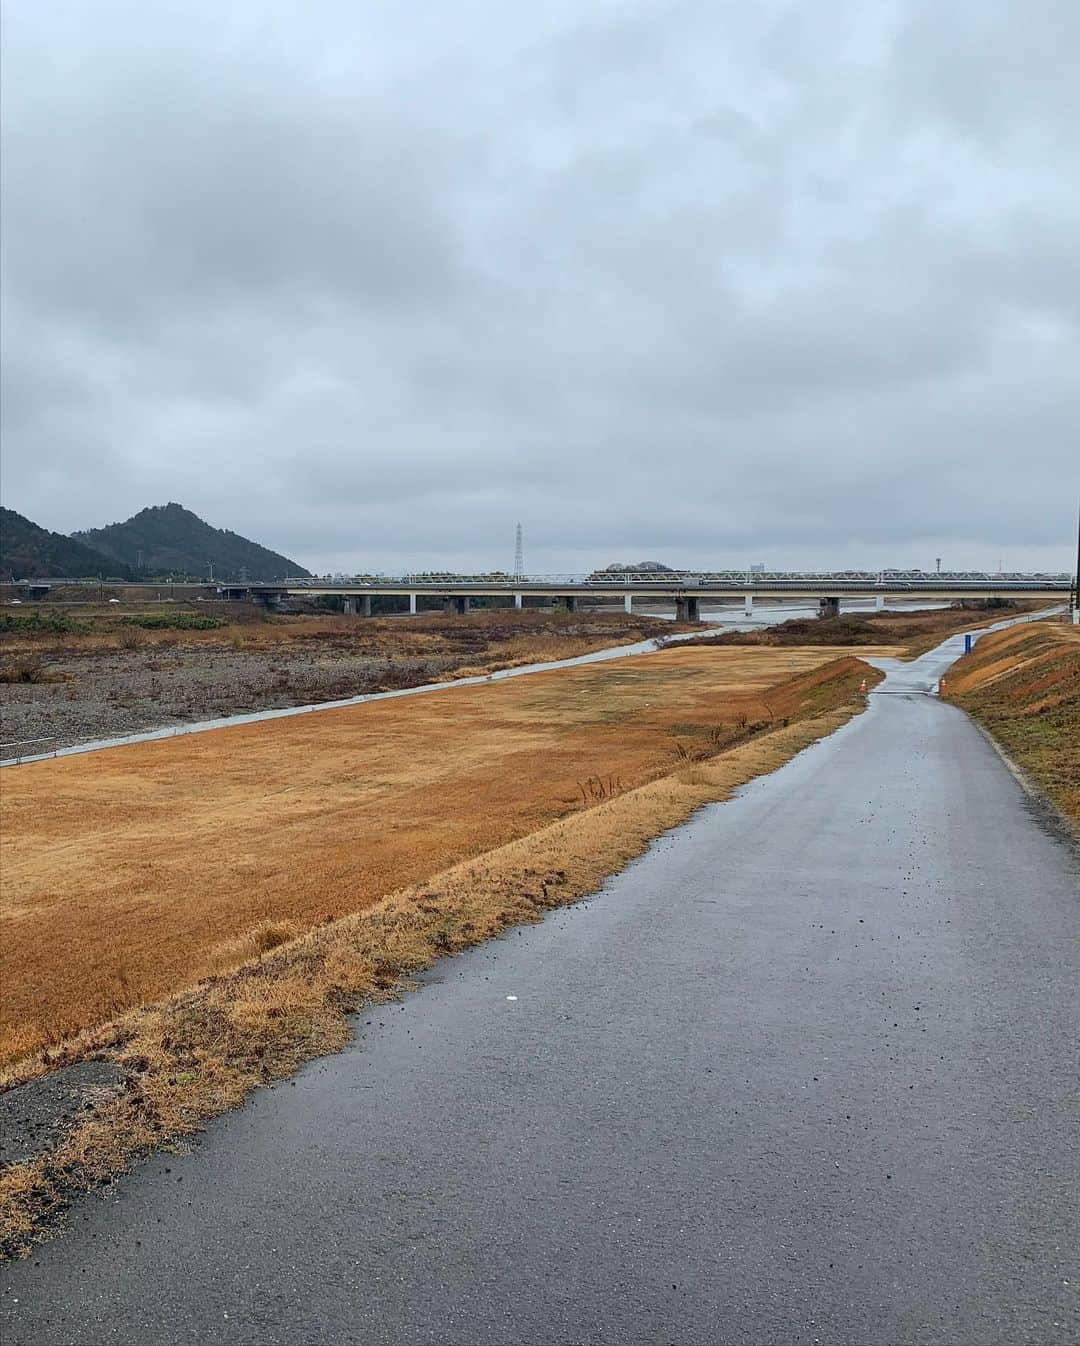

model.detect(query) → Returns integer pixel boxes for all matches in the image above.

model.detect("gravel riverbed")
[0,643,466,755]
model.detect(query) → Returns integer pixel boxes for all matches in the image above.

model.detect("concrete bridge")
[220,576,1073,622]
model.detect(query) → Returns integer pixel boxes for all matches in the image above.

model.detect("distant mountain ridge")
[0,507,133,580]
[74,503,310,581]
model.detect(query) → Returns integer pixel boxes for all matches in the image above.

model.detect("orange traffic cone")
[859,678,868,694]
[939,676,947,694]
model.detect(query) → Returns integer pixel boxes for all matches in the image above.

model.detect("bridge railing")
[5,572,1072,591]
[268,574,1073,590]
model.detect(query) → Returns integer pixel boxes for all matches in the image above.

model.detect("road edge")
[968,717,1080,851]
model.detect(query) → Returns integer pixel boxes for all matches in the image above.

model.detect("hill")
[0,508,132,580]
[592,560,676,576]
[74,503,310,581]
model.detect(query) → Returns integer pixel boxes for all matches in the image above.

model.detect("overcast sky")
[2,0,1077,575]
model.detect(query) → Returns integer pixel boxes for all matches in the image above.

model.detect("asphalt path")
[2,629,1078,1345]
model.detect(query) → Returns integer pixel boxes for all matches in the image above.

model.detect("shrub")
[119,613,226,631]
[0,611,87,635]
[0,656,47,684]
[250,920,302,954]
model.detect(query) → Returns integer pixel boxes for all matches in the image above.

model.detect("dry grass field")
[0,602,678,656]
[0,606,688,753]
[0,667,878,1253]
[948,620,1080,832]
[0,642,894,1067]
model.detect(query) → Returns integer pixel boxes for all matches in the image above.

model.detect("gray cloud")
[2,0,1077,574]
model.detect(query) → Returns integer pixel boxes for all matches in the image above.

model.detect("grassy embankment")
[2,644,894,1064]
[0,642,887,1252]
[946,620,1080,835]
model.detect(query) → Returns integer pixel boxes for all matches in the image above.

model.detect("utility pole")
[514,523,524,580]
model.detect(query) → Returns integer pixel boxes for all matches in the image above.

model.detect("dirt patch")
[0,1061,122,1168]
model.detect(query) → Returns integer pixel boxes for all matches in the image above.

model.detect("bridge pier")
[343,597,356,616]
[624,594,633,614]
[744,595,753,616]
[443,596,470,616]
[409,593,417,615]
[676,596,701,622]
[819,595,841,620]
[514,593,523,610]
[875,594,885,612]
[362,595,372,617]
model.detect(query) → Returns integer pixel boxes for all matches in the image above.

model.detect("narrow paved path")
[3,630,1078,1345]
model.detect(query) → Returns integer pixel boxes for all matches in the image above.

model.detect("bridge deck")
[243,581,1070,601]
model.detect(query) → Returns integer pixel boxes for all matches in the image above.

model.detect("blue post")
[964,634,973,653]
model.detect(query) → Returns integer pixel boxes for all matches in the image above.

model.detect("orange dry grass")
[948,621,1080,830]
[1,693,870,1254]
[946,620,1079,694]
[0,644,879,1064]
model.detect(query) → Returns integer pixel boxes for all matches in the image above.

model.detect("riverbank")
[947,619,1080,836]
[0,608,685,756]
[1,643,893,1067]
[0,648,880,1255]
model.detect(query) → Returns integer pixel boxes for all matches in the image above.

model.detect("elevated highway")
[4,573,1072,621]
[223,576,1073,621]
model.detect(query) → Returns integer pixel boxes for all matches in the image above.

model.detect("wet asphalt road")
[2,631,1078,1345]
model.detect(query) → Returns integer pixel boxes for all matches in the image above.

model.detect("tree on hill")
[74,503,311,581]
[591,560,676,577]
[0,507,132,580]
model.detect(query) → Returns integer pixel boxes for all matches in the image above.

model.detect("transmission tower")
[514,522,524,580]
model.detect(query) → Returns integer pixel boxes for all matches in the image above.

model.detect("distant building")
[750,563,766,574]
